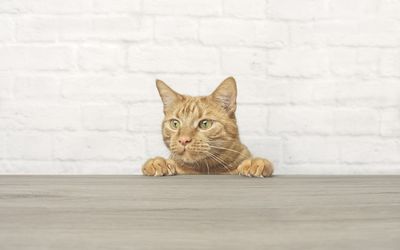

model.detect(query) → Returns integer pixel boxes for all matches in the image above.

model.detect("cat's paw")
[237,158,273,177]
[142,157,177,176]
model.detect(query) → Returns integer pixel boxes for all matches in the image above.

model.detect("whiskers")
[204,158,210,175]
[170,152,178,161]
[169,143,179,155]
[204,151,233,174]
[208,145,248,158]
[203,139,248,157]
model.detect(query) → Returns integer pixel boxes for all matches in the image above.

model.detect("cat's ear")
[156,79,182,112]
[211,76,237,114]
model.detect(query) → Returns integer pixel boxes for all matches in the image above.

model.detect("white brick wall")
[0,0,399,174]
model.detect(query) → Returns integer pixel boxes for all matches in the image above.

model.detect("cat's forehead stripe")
[175,99,203,119]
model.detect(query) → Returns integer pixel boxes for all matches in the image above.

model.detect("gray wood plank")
[0,176,399,250]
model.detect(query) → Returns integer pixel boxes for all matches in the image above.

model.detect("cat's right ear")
[156,79,182,112]
[211,77,237,114]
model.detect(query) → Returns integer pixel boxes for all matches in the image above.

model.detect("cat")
[142,77,273,177]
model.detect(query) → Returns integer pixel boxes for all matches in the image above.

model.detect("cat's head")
[156,77,239,165]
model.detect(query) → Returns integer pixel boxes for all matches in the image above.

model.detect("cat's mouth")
[170,142,210,165]
[176,147,186,154]
[180,148,192,158]
[174,147,205,164]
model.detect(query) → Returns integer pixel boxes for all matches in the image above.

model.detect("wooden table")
[1,176,399,250]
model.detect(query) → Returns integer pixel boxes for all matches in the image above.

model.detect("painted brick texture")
[0,0,399,174]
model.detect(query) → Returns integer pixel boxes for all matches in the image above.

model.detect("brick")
[1,161,63,174]
[56,17,92,41]
[329,48,357,76]
[198,74,296,106]
[284,137,340,163]
[93,0,141,13]
[0,101,19,130]
[18,0,91,14]
[40,0,91,13]
[155,75,207,96]
[16,17,57,41]
[155,17,198,42]
[241,136,282,167]
[381,108,400,136]
[57,160,144,174]
[329,0,379,19]
[336,80,400,107]
[60,74,156,102]
[311,81,337,105]
[14,76,59,100]
[0,0,25,13]
[1,0,400,175]
[379,0,400,18]
[12,104,81,130]
[327,20,400,47]
[291,20,400,48]
[236,104,268,135]
[333,108,380,135]
[234,77,290,104]
[5,133,53,160]
[223,0,266,18]
[145,134,170,158]
[199,19,288,47]
[204,78,318,106]
[356,48,380,76]
[285,79,322,105]
[24,15,153,41]
[82,104,127,131]
[290,21,359,47]
[1,0,91,14]
[276,80,313,104]
[221,48,267,76]
[143,0,222,16]
[238,79,324,105]
[78,45,124,71]
[329,48,379,77]
[340,138,400,163]
[380,50,400,77]
[268,0,329,20]
[241,78,289,104]
[128,45,218,73]
[128,103,163,133]
[0,18,14,41]
[54,132,145,160]
[90,17,153,41]
[0,46,73,70]
[0,133,4,159]
[268,48,327,77]
[268,107,334,135]
[0,74,13,100]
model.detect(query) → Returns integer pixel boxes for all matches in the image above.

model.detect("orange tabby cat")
[142,77,273,177]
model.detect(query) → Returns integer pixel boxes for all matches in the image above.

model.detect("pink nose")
[178,136,192,146]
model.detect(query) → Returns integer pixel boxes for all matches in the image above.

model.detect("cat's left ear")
[211,77,237,114]
[156,79,183,112]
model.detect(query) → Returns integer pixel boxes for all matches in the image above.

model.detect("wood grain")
[0,176,399,250]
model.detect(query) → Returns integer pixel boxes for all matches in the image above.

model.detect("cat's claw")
[237,158,273,178]
[142,157,177,176]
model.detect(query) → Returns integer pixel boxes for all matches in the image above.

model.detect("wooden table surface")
[0,176,399,250]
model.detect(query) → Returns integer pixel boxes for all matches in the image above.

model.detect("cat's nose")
[178,136,192,146]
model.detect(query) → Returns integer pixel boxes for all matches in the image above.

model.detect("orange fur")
[142,77,273,177]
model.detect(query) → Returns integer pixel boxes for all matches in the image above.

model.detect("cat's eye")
[169,119,180,130]
[198,119,213,130]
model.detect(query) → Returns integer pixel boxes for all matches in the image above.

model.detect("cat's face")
[156,77,239,165]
